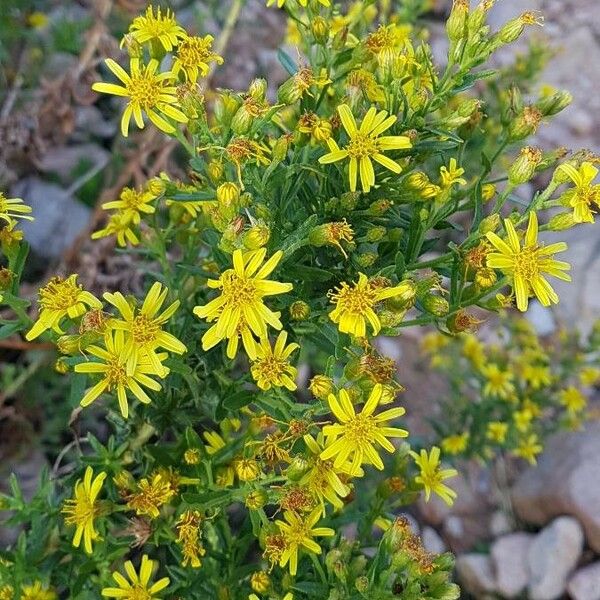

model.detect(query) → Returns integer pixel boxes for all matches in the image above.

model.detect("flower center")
[254,356,286,380]
[127,74,162,110]
[346,133,379,159]
[128,586,153,600]
[63,497,96,526]
[106,359,128,389]
[343,413,376,448]
[39,278,81,310]
[220,271,258,307]
[286,521,310,546]
[332,284,377,315]
[513,247,540,281]
[121,189,147,210]
[131,314,159,345]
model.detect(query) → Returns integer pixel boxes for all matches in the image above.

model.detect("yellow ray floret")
[61,466,107,554]
[275,508,334,576]
[92,58,187,136]
[410,446,457,506]
[101,554,170,599]
[557,161,600,223]
[320,384,408,475]
[173,34,223,83]
[486,211,571,312]
[0,193,34,225]
[193,248,293,359]
[128,5,186,52]
[319,104,412,193]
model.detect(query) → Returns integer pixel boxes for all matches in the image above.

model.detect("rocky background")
[1,1,600,599]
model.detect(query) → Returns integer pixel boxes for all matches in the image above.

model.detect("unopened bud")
[368,199,392,215]
[446,0,469,42]
[355,576,369,594]
[385,280,417,311]
[482,183,496,202]
[217,182,240,206]
[365,226,386,242]
[54,358,69,374]
[245,489,268,510]
[248,78,267,101]
[250,572,270,594]
[356,252,377,268]
[242,223,270,249]
[272,135,290,162]
[421,293,450,317]
[286,456,310,481]
[478,213,500,234]
[498,11,543,45]
[309,375,334,400]
[547,212,576,231]
[231,105,255,135]
[289,301,310,321]
[214,92,242,126]
[475,267,497,289]
[207,160,224,184]
[536,90,572,117]
[311,16,329,44]
[508,146,543,185]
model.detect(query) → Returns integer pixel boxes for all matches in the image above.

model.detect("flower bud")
[547,212,576,231]
[421,293,450,317]
[498,12,543,45]
[277,76,302,105]
[54,358,69,374]
[481,183,496,202]
[508,146,543,185]
[289,301,310,321]
[355,576,369,594]
[552,161,577,186]
[217,182,240,206]
[478,213,500,234]
[507,106,543,142]
[368,199,392,215]
[272,135,290,162]
[475,267,497,289]
[214,92,242,126]
[230,105,255,135]
[248,78,267,101]
[250,572,270,594]
[446,0,469,42]
[309,375,334,400]
[0,267,13,292]
[245,489,268,510]
[339,192,359,212]
[536,90,572,117]
[406,171,430,190]
[207,160,224,184]
[385,280,417,311]
[286,456,310,481]
[242,223,270,250]
[356,252,377,268]
[468,0,494,33]
[365,226,386,242]
[184,448,202,465]
[311,16,329,44]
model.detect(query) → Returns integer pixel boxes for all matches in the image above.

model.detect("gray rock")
[10,177,91,259]
[455,554,496,597]
[491,532,534,598]
[74,107,117,139]
[568,562,600,600]
[511,423,600,551]
[489,510,513,537]
[422,526,446,554]
[527,517,584,600]
[37,143,109,183]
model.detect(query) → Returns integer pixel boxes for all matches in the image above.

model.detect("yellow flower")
[92,213,140,247]
[26,12,48,28]
[92,58,187,136]
[173,35,223,83]
[276,508,334,576]
[20,582,57,600]
[74,330,165,419]
[126,474,175,518]
[481,364,514,399]
[176,510,206,568]
[26,275,102,341]
[203,430,226,455]
[486,212,571,312]
[62,466,107,554]
[521,363,552,389]
[320,384,408,475]
[328,273,410,337]
[102,186,157,222]
[513,433,542,465]
[301,434,356,514]
[193,248,293,359]
[234,458,261,482]
[514,408,533,433]
[128,5,186,51]
[487,421,509,444]
[0,193,33,225]
[559,386,587,414]
[101,555,170,599]
[557,162,600,223]
[250,331,299,391]
[441,432,469,455]
[410,446,458,506]
[267,0,330,7]
[439,158,467,189]
[319,104,412,193]
[580,366,600,386]
[104,282,186,376]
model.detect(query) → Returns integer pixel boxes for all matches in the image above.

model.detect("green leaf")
[222,389,255,412]
[394,251,406,278]
[0,321,22,340]
[181,490,231,510]
[277,48,297,76]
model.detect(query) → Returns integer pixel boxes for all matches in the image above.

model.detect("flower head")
[487,421,509,443]
[439,158,466,189]
[101,555,170,599]
[319,104,412,193]
[173,34,223,83]
[26,275,102,341]
[104,282,186,376]
[74,329,166,418]
[558,161,600,223]
[250,331,299,391]
[320,384,408,475]
[441,432,469,455]
[410,446,457,506]
[486,212,571,312]
[20,583,57,600]
[0,193,33,225]
[102,186,157,222]
[92,213,140,247]
[62,466,107,554]
[512,433,543,465]
[275,508,334,576]
[193,249,292,359]
[481,364,514,400]
[126,474,175,519]
[128,5,186,51]
[328,273,410,337]
[92,58,187,136]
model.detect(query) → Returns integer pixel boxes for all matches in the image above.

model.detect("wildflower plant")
[0,1,599,599]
